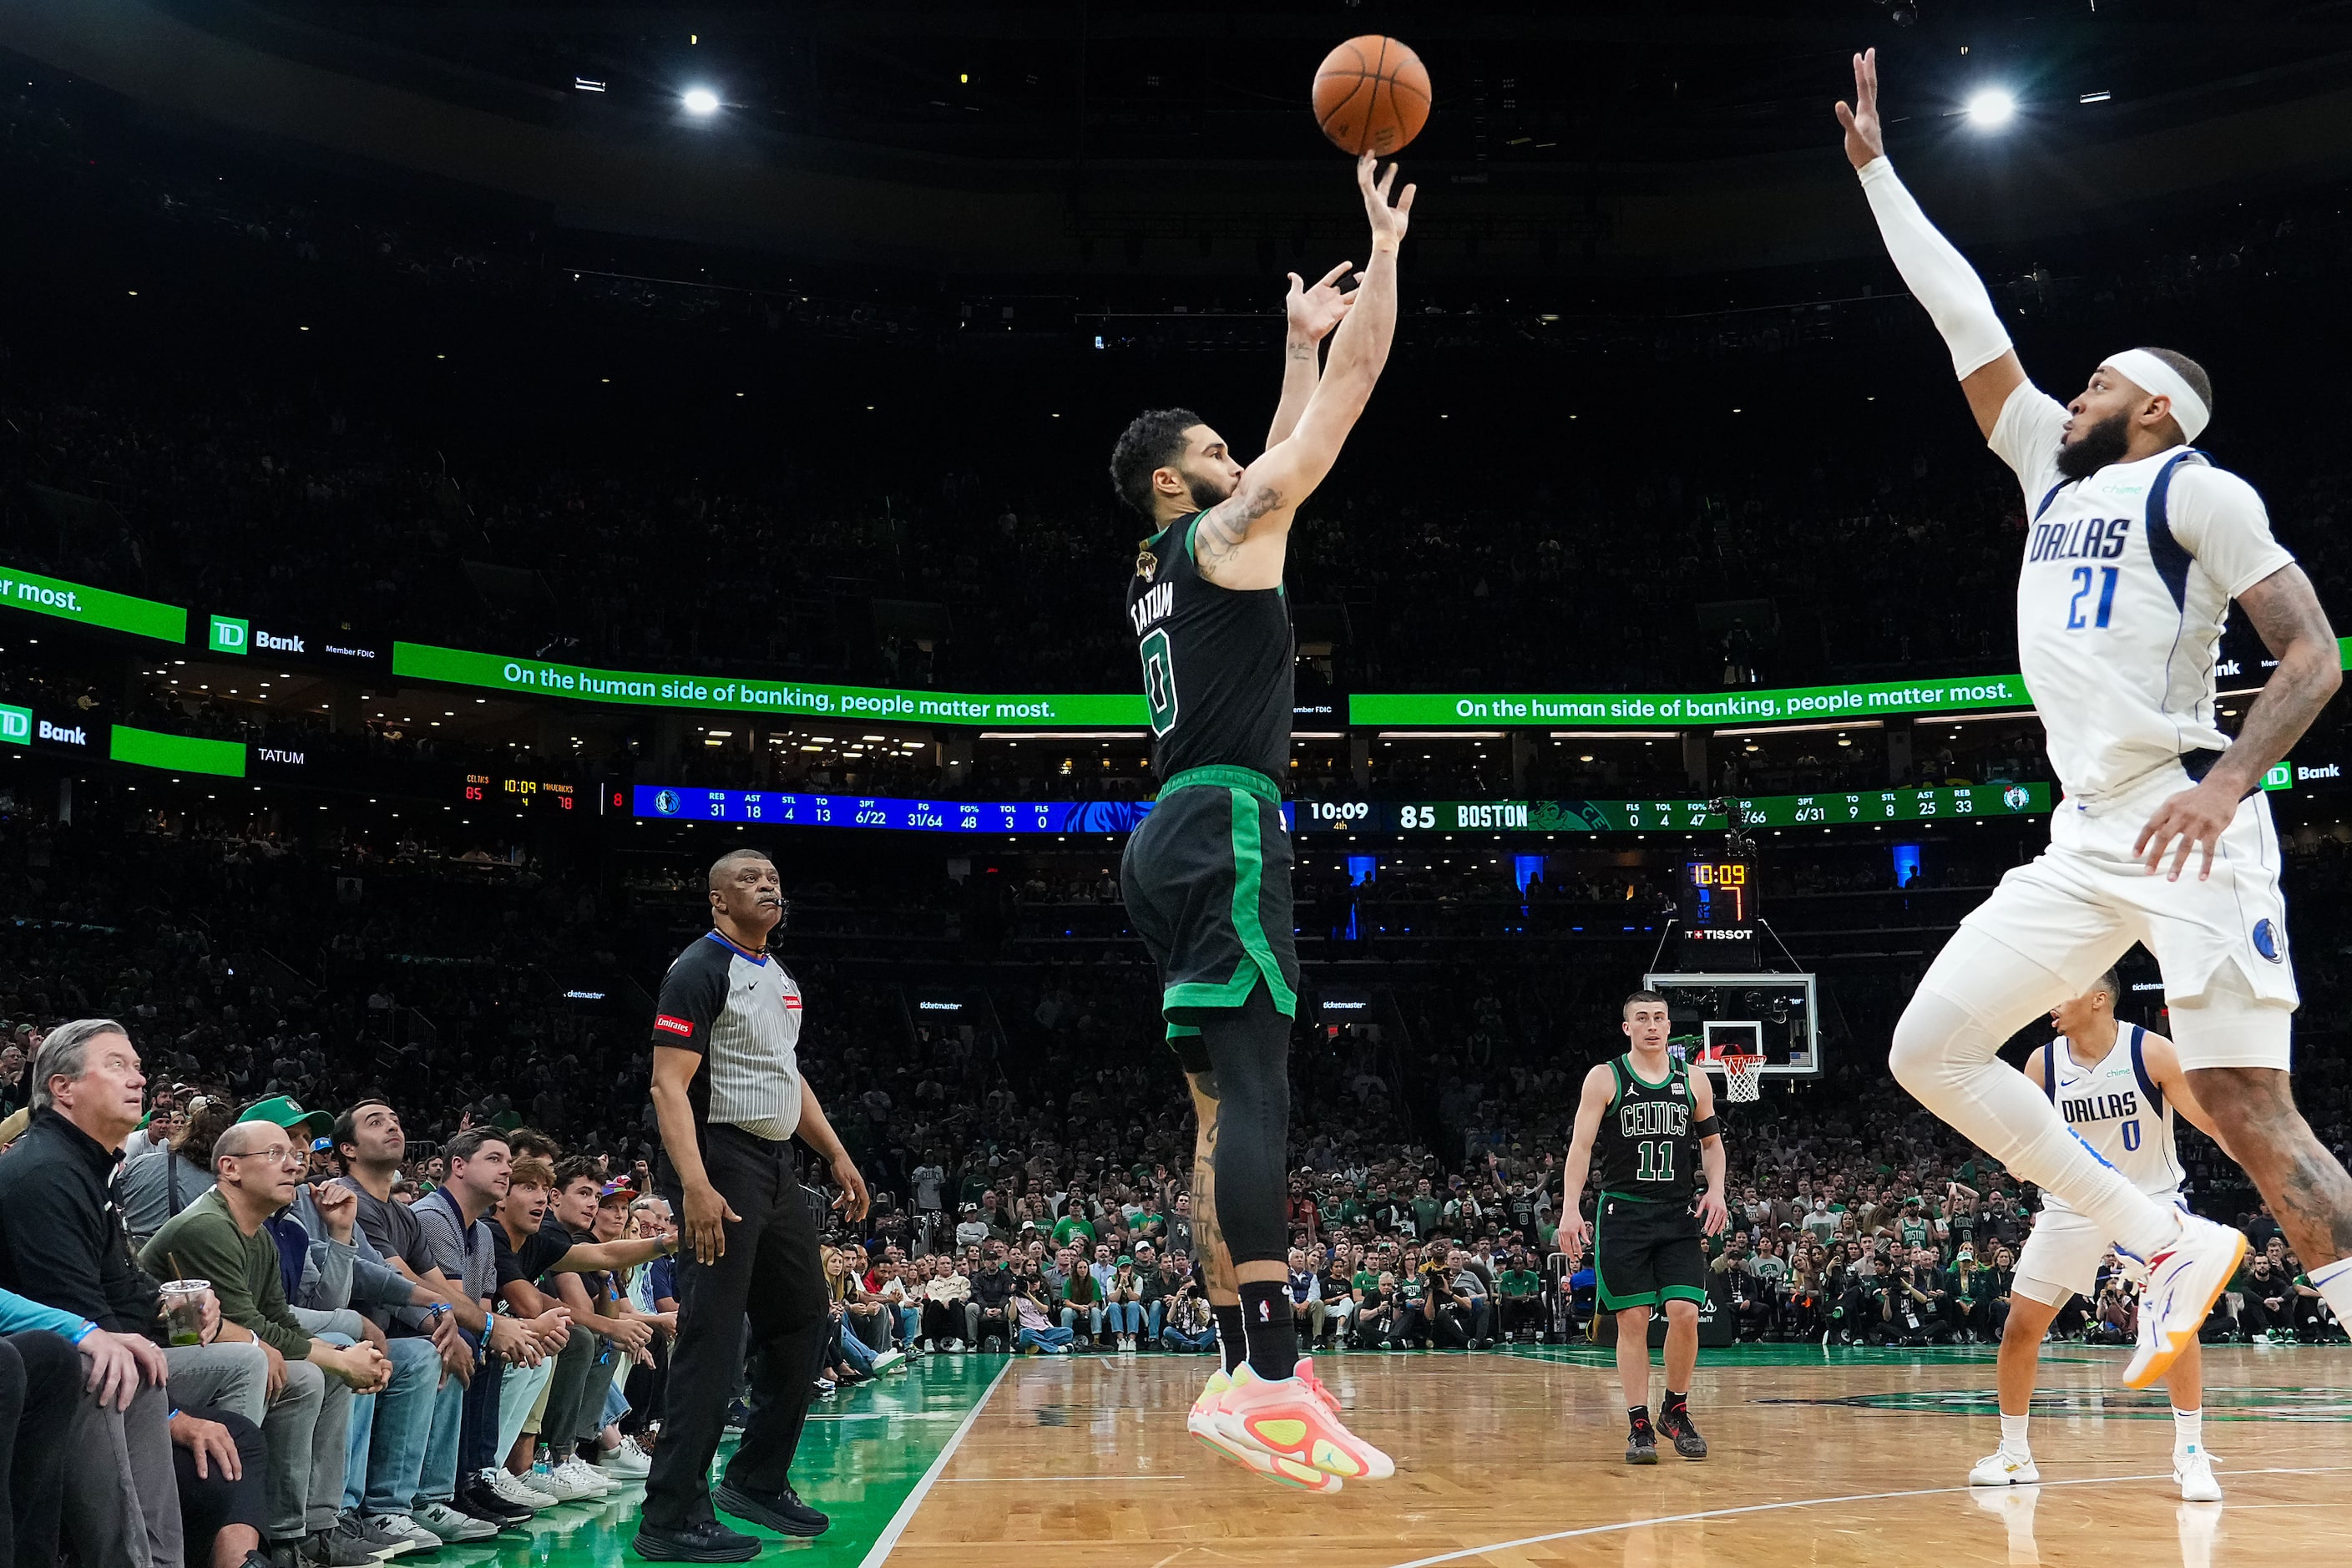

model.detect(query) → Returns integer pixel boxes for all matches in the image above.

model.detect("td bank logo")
[0,705,27,746]
[209,615,249,655]
[2262,761,2294,792]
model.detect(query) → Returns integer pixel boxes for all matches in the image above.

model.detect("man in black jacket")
[0,1019,261,1568]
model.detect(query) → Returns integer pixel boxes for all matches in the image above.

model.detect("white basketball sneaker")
[2174,1445,2222,1503]
[2127,1215,2248,1389]
[1969,1448,2041,1486]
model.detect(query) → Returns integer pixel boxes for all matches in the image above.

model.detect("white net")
[1722,1055,1764,1102]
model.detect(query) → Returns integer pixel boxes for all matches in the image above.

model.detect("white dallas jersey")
[2037,1024,2184,1210]
[1990,385,2296,803]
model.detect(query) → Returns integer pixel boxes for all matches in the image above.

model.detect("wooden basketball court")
[871,1345,2352,1568]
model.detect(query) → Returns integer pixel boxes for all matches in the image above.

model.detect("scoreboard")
[1292,781,2050,835]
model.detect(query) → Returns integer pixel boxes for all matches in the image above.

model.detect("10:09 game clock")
[1679,857,1760,970]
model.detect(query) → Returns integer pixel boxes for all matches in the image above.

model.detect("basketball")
[1313,35,1431,157]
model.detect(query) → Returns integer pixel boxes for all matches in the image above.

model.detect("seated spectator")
[1158,1282,1216,1354]
[1286,1248,1328,1349]
[1010,1272,1072,1355]
[1496,1250,1545,1342]
[0,1018,279,1568]
[327,1100,508,1546]
[121,1097,236,1252]
[919,1256,973,1351]
[969,1246,1017,1352]
[142,1117,393,1565]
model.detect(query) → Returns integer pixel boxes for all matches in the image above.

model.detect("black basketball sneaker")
[1657,1404,1709,1459]
[1626,1413,1658,1464]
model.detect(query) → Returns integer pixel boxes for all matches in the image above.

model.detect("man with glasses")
[143,1120,392,1566]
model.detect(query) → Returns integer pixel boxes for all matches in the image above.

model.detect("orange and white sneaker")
[1214,1363,1396,1482]
[1188,1368,1343,1493]
[1294,1357,1342,1416]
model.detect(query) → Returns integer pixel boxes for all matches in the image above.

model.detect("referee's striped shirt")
[652,929,805,1143]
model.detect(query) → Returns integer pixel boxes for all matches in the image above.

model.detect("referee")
[635,848,871,1564]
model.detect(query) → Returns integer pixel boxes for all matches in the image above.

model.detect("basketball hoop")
[1722,1053,1765,1103]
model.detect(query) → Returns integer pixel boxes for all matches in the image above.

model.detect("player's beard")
[2054,408,2132,481]
[1181,469,1232,511]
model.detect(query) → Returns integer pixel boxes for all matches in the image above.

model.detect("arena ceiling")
[9,0,2352,276]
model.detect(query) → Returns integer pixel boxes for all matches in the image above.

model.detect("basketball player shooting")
[1110,150,1411,1492]
[1971,974,2231,1502]
[1836,48,2352,1391]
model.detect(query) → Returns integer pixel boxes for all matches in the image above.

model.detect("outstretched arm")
[1194,153,1414,591]
[1267,261,1356,451]
[1836,48,2026,438]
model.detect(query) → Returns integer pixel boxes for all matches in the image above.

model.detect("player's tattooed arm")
[2226,564,2343,783]
[1191,484,1287,583]
[2135,563,2339,878]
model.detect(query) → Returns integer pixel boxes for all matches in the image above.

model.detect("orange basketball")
[1313,35,1431,157]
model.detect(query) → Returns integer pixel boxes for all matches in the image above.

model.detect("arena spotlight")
[681,87,721,115]
[1965,88,2016,129]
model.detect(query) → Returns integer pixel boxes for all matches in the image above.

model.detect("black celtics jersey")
[1594,1053,1699,1204]
[1126,510,1294,786]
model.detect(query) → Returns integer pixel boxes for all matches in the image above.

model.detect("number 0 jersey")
[1990,384,2296,804]
[2036,1025,2185,1211]
[1594,1052,1700,1204]
[1125,510,1294,787]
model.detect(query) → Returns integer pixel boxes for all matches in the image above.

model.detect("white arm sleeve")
[1856,157,2013,380]
[2162,468,2297,598]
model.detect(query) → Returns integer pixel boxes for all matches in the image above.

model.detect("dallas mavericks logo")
[2253,919,2284,963]
[655,789,683,817]
[2002,785,2031,812]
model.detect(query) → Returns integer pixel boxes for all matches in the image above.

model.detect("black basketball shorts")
[1120,765,1300,1064]
[1593,1193,1706,1312]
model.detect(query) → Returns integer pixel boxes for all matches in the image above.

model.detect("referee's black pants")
[648,1125,831,1529]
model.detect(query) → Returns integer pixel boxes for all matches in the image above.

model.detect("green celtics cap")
[236,1094,333,1138]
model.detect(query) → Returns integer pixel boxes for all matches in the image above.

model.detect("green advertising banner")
[392,642,1151,727]
[109,726,246,777]
[0,564,187,644]
[1350,675,2036,729]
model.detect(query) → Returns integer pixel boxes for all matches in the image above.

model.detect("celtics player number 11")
[1558,989,1730,1466]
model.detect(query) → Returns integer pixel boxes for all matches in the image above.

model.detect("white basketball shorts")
[2013,1193,2184,1306]
[1958,757,2296,1070]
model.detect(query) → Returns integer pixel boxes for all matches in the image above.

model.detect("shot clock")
[1679,857,1759,969]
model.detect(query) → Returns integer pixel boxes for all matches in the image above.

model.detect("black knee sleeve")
[1198,983,1292,1267]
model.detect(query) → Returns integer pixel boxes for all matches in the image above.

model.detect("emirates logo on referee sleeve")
[654,1014,694,1036]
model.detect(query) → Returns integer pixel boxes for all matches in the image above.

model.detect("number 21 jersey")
[1990,383,2295,803]
[1125,510,1294,787]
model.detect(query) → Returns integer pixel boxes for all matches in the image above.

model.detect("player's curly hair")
[1109,407,1201,518]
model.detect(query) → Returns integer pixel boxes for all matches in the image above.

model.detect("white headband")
[2102,349,2209,443]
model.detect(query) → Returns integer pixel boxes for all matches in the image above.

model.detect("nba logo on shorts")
[2253,918,2284,963]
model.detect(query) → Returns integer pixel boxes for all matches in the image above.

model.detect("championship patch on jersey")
[654,1014,695,1037]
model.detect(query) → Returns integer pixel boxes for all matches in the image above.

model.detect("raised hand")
[1834,47,1886,169]
[1357,152,1415,251]
[1284,260,1356,345]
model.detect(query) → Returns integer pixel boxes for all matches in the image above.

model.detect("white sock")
[2172,1406,2203,1455]
[2000,1411,2031,1456]
[2309,1255,2352,1327]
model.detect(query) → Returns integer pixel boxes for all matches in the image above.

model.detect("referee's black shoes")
[715,1482,831,1537]
[631,1519,761,1563]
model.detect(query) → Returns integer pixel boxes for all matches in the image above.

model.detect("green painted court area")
[454,1355,1009,1568]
